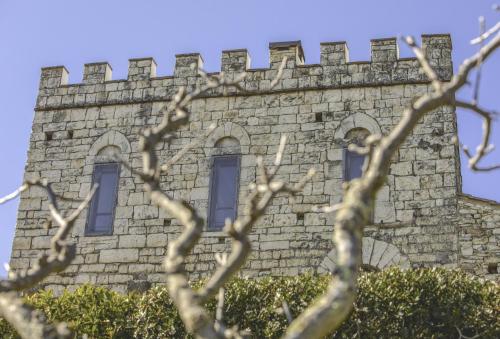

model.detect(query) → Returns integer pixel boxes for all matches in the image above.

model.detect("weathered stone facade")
[10,35,499,293]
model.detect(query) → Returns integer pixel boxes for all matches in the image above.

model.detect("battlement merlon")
[221,49,250,73]
[83,62,112,84]
[269,41,305,68]
[320,41,349,65]
[128,58,157,81]
[39,66,69,89]
[422,34,453,79]
[35,34,452,109]
[370,38,399,62]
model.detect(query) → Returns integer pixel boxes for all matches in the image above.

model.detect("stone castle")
[10,34,500,293]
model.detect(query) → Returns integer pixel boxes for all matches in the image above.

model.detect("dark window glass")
[344,149,365,181]
[86,163,120,235]
[208,155,240,230]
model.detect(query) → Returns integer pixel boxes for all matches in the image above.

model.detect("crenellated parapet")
[35,34,452,110]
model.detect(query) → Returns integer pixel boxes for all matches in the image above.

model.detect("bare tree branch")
[472,16,486,104]
[137,67,259,338]
[0,184,29,205]
[0,292,71,339]
[455,101,500,171]
[270,56,288,89]
[0,180,96,292]
[283,30,500,339]
[161,123,217,173]
[282,301,293,325]
[405,36,441,92]
[214,253,228,326]
[134,57,306,338]
[455,325,481,339]
[471,22,500,45]
[0,179,96,339]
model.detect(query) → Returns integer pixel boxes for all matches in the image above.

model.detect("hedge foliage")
[0,268,498,338]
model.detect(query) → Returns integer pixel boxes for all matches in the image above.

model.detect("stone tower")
[10,35,499,293]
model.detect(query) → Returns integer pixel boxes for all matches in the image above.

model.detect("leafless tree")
[0,7,499,339]
[0,180,96,338]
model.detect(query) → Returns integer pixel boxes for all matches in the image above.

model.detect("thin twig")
[270,56,288,89]
[0,184,29,205]
[455,325,481,339]
[455,101,500,171]
[282,301,293,324]
[404,36,441,92]
[161,123,217,173]
[471,22,500,45]
[472,16,486,105]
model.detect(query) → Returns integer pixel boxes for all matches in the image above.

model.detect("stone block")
[260,241,290,251]
[100,249,139,263]
[119,235,146,248]
[395,176,420,190]
[147,234,168,247]
[133,205,159,219]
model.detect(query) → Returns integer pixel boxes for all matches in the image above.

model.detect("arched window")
[343,128,370,181]
[86,146,121,235]
[207,137,241,231]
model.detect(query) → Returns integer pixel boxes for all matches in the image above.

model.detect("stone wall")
[457,194,500,279]
[10,34,499,293]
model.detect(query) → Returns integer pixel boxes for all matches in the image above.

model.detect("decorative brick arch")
[84,130,131,176]
[317,237,410,274]
[205,122,250,156]
[89,130,131,156]
[334,112,382,140]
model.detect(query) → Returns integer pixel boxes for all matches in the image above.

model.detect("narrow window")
[344,149,365,181]
[208,155,240,230]
[86,163,120,235]
[343,128,370,181]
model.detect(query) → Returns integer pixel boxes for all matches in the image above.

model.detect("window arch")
[214,136,241,155]
[207,137,241,231]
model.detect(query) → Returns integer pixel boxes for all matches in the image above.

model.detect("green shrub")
[0,268,498,338]
[221,275,329,338]
[133,285,187,338]
[336,268,499,338]
[0,285,136,338]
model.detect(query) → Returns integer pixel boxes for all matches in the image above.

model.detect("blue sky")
[0,0,499,276]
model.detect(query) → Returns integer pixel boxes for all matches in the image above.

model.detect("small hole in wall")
[487,263,498,274]
[315,113,323,123]
[163,219,171,226]
[45,132,53,141]
[296,212,304,221]
[68,130,73,139]
[218,237,225,244]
